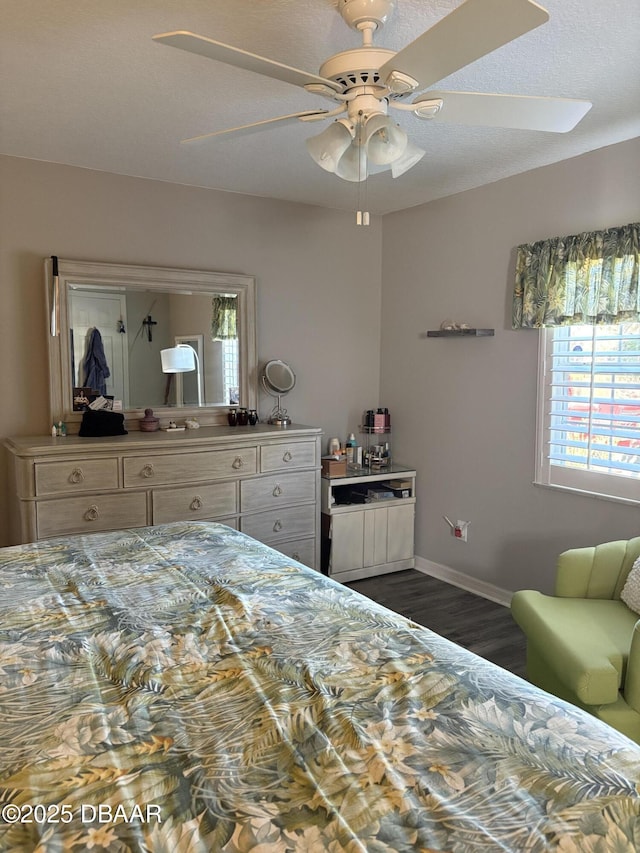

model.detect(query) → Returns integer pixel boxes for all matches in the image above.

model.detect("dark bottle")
[227,407,238,426]
[248,409,258,426]
[237,407,249,426]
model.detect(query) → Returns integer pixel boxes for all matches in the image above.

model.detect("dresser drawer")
[123,448,257,487]
[34,458,119,497]
[241,504,316,545]
[241,471,316,513]
[271,537,316,569]
[260,441,317,473]
[36,493,147,539]
[153,482,237,524]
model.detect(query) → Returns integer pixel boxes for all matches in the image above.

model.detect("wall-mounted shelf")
[425,328,494,338]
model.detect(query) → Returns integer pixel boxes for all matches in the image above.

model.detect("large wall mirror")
[46,258,257,430]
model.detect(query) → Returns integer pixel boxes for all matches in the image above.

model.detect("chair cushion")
[511,591,639,705]
[621,556,640,615]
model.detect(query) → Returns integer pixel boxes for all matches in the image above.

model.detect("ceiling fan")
[153,0,592,184]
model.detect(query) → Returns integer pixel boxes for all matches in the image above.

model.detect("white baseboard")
[414,556,512,608]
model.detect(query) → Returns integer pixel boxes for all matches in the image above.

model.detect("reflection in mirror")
[69,289,239,409]
[46,259,257,429]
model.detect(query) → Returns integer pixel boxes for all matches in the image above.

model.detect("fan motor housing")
[319,47,395,91]
[339,0,396,30]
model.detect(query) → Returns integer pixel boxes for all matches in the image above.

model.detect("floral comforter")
[1,521,639,852]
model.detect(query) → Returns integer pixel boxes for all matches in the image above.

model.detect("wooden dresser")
[4,424,322,569]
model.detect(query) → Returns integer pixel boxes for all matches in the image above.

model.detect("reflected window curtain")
[211,296,238,340]
[512,222,639,328]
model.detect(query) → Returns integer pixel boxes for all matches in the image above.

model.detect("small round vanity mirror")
[262,360,296,426]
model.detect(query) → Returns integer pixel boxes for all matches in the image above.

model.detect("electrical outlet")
[443,516,470,542]
[454,520,469,542]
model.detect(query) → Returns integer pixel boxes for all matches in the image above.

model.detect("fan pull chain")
[356,111,370,226]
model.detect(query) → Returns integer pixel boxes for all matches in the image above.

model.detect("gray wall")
[1,142,638,588]
[0,155,382,547]
[381,137,640,595]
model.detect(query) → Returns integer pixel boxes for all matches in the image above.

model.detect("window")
[222,337,239,405]
[536,323,640,504]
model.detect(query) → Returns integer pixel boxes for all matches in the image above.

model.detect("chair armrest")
[511,591,622,705]
[623,620,640,714]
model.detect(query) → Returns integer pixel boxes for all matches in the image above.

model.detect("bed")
[1,521,639,852]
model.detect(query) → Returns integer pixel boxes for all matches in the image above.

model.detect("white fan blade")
[181,111,330,144]
[153,31,343,93]
[379,0,549,91]
[415,91,592,132]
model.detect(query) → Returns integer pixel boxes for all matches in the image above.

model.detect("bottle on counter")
[346,433,359,468]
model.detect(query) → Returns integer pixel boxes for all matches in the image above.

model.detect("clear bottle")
[345,433,357,466]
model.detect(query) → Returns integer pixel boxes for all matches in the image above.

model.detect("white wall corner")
[414,555,513,608]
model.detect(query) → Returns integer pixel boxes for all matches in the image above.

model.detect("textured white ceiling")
[1,0,639,214]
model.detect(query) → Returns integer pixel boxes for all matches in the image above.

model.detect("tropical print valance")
[212,295,238,340]
[512,222,639,328]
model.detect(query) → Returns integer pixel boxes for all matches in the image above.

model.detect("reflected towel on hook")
[82,328,111,395]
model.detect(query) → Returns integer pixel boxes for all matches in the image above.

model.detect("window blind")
[537,324,640,503]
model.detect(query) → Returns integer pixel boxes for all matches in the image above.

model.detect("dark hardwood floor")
[347,569,527,678]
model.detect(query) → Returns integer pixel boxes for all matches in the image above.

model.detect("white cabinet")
[321,466,416,582]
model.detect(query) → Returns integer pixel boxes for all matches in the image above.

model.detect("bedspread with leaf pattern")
[1,522,639,852]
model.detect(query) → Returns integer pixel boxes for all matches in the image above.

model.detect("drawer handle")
[282,451,293,463]
[272,484,283,497]
[141,464,155,479]
[68,467,85,484]
[273,519,283,533]
[84,504,99,522]
[232,456,244,470]
[190,496,203,511]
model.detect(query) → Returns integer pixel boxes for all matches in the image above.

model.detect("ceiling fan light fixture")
[306,119,353,173]
[390,140,426,178]
[364,113,408,165]
[335,142,368,182]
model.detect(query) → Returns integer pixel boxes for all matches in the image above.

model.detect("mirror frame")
[263,360,296,395]
[45,258,257,431]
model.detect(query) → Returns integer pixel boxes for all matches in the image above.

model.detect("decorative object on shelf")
[321,456,348,478]
[328,437,341,456]
[227,407,238,426]
[248,409,259,426]
[362,408,391,433]
[185,417,200,429]
[262,359,296,427]
[139,408,160,432]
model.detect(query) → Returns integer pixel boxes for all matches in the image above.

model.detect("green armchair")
[511,537,640,743]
